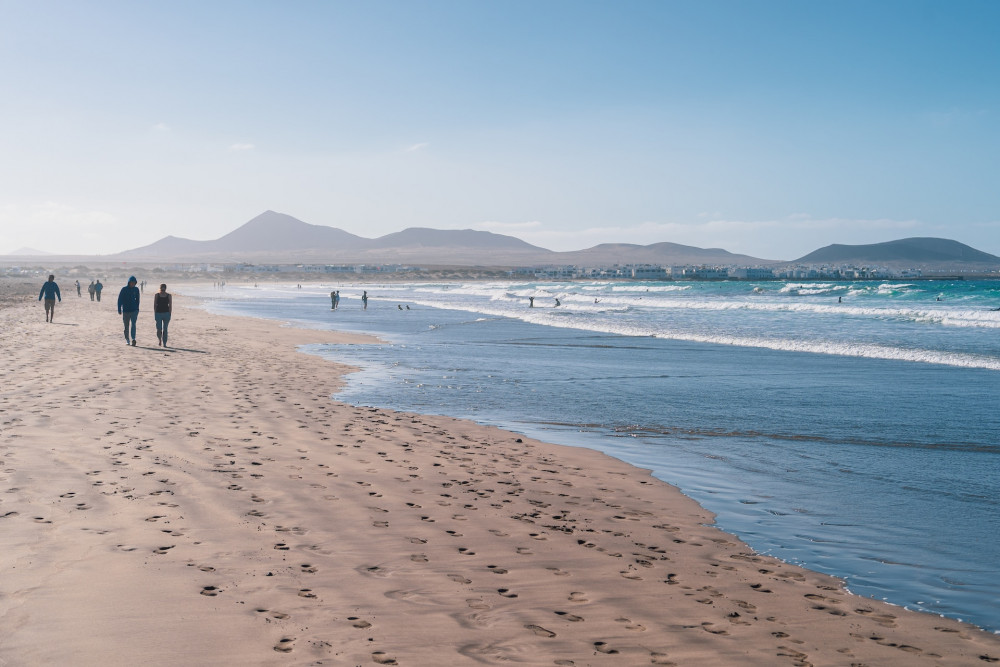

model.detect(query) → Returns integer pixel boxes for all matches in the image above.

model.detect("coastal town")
[2,260,985,282]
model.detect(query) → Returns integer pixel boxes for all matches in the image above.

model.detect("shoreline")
[1,291,998,665]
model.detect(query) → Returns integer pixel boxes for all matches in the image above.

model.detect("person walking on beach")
[75,280,81,297]
[362,291,368,310]
[88,280,96,300]
[38,275,61,322]
[153,283,172,347]
[95,280,103,302]
[117,276,140,346]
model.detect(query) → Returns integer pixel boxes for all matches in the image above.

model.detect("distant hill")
[121,211,371,257]
[8,247,52,256]
[112,211,782,266]
[93,212,1000,269]
[556,241,777,266]
[793,238,1000,267]
[115,211,555,265]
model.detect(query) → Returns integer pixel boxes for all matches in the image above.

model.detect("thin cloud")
[404,142,429,152]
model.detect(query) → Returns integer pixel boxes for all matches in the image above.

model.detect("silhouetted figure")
[38,275,61,322]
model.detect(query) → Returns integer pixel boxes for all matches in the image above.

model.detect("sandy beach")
[1,282,998,666]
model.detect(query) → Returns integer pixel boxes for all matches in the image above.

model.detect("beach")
[1,285,999,666]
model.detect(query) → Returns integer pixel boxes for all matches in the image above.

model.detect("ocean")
[190,278,1000,633]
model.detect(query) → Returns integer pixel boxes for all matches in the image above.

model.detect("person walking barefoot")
[153,283,172,347]
[38,274,61,322]
[117,276,140,346]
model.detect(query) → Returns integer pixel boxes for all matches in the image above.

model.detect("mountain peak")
[794,237,1000,265]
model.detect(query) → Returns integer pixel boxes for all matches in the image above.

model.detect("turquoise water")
[192,279,1000,632]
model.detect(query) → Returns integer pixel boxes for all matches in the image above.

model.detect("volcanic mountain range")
[10,210,1000,269]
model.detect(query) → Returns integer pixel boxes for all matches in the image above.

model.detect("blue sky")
[1,0,998,259]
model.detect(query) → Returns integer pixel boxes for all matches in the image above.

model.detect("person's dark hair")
[160,284,167,290]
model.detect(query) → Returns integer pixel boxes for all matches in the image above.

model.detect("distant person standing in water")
[153,284,172,347]
[117,276,140,346]
[330,291,336,309]
[38,275,61,322]
[362,291,368,309]
[95,280,103,302]
[529,296,534,308]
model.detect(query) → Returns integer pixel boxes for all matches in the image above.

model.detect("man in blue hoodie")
[117,276,141,346]
[38,274,61,322]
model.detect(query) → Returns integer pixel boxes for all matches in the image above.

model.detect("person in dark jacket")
[38,275,61,322]
[117,276,141,346]
[95,280,103,301]
[153,284,172,347]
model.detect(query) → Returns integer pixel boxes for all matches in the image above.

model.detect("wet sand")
[1,291,998,665]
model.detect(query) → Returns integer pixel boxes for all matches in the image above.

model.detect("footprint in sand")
[525,625,556,638]
[200,586,220,596]
[298,589,317,598]
[486,565,508,574]
[273,638,295,653]
[554,611,584,622]
[153,545,174,554]
[594,641,619,654]
[448,573,472,584]
[546,567,570,576]
[411,554,429,562]
[300,564,317,573]
[371,651,398,665]
[348,617,372,628]
[615,617,646,631]
[568,592,588,603]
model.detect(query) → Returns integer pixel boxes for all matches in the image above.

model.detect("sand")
[1,287,998,666]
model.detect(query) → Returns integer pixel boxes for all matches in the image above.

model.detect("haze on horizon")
[1,1,998,259]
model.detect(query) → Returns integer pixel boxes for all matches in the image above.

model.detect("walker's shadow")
[48,322,79,326]
[160,346,208,354]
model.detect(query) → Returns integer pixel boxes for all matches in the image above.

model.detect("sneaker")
[131,339,136,346]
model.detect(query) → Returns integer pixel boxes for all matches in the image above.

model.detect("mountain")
[115,211,554,264]
[113,211,775,265]
[121,211,370,258]
[371,228,543,251]
[793,238,1000,267]
[556,242,777,266]
[107,212,999,269]
[8,247,52,256]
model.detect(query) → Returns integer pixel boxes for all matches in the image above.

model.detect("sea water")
[191,279,1000,632]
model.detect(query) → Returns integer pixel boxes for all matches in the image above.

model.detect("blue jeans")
[122,311,138,341]
[155,312,171,345]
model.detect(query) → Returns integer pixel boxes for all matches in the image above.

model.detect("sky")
[1,0,998,260]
